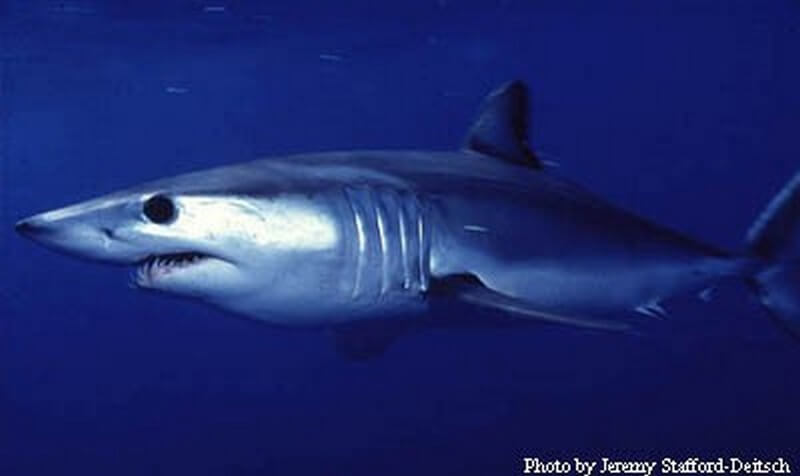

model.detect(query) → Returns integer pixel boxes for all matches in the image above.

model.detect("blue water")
[2,1,799,474]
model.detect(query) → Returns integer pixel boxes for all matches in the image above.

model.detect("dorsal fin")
[463,80,542,169]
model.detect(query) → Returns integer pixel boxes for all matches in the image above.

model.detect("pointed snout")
[15,207,148,264]
[15,217,55,238]
[15,219,34,235]
[15,210,121,262]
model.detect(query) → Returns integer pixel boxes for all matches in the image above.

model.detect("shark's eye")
[143,195,177,224]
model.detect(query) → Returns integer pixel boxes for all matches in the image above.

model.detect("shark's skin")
[14,81,800,352]
[15,149,738,323]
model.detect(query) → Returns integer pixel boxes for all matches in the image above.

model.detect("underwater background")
[1,0,799,474]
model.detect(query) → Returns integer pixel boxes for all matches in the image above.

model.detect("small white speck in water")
[51,4,96,14]
[319,54,343,62]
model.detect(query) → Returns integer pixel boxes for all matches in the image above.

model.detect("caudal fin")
[746,171,800,336]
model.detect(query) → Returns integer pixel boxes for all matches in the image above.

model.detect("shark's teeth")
[135,252,210,284]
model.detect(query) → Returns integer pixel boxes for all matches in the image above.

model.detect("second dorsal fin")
[463,80,542,169]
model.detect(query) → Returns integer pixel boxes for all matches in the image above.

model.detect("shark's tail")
[745,171,800,337]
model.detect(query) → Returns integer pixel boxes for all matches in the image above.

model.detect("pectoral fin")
[433,275,632,332]
[331,319,416,361]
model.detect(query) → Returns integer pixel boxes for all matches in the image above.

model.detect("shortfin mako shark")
[15,81,800,358]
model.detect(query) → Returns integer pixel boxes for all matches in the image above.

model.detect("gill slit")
[417,207,429,291]
[350,199,366,299]
[398,204,410,289]
[344,185,430,298]
[374,195,390,295]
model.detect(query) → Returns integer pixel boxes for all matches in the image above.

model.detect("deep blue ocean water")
[2,1,800,474]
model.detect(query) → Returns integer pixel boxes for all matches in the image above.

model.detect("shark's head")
[15,169,341,321]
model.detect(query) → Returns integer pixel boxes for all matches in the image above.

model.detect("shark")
[15,81,800,358]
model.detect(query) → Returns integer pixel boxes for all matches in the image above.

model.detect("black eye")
[143,195,177,224]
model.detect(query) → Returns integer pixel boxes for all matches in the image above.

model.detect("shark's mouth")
[135,251,214,284]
